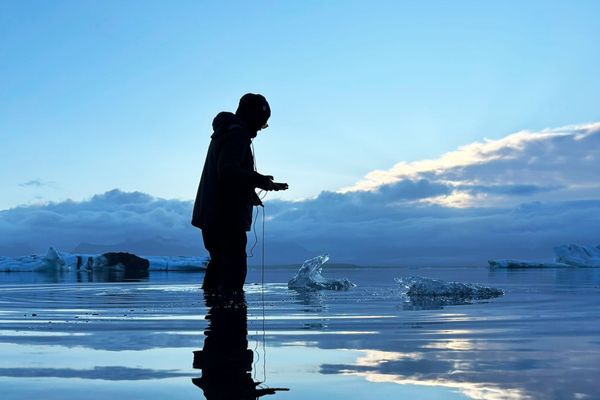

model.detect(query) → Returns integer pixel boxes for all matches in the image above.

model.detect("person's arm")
[217,129,273,189]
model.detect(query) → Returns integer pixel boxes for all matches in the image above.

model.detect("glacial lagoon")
[0,264,599,399]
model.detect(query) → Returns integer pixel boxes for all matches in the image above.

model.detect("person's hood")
[235,93,270,133]
[210,112,247,139]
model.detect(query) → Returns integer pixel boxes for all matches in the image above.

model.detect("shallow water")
[0,265,599,399]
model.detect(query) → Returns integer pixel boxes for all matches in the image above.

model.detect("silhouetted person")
[192,293,289,399]
[192,94,288,293]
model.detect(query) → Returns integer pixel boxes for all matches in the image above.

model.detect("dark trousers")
[201,228,247,292]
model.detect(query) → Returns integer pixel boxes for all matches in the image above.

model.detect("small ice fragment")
[288,254,356,291]
[395,276,503,301]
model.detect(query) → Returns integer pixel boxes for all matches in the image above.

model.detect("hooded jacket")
[191,112,271,231]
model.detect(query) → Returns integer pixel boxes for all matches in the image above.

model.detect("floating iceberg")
[554,244,600,267]
[143,255,208,271]
[489,244,600,268]
[395,276,504,303]
[488,259,568,268]
[0,247,207,272]
[288,254,356,290]
[0,247,78,272]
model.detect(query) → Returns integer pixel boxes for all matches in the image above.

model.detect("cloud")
[1,123,599,265]
[265,195,600,265]
[264,123,600,264]
[341,122,600,207]
[0,189,200,257]
[0,366,193,381]
[19,179,56,188]
[457,183,561,196]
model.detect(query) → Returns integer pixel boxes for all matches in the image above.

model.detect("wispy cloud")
[19,179,56,188]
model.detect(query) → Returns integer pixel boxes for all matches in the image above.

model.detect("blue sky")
[2,0,600,210]
[1,1,600,263]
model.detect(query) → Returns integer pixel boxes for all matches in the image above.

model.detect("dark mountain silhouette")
[72,237,200,256]
[0,243,35,257]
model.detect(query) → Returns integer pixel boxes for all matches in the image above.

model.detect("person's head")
[235,93,271,133]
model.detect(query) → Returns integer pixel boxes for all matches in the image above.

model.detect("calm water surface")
[0,265,599,399]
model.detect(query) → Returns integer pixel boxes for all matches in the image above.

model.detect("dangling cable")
[249,139,262,382]
[251,138,268,386]
[261,204,267,384]
[248,206,260,258]
[248,141,261,260]
[250,200,262,380]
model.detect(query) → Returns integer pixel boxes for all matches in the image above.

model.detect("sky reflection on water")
[0,265,598,399]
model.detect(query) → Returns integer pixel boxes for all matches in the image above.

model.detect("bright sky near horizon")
[2,0,600,210]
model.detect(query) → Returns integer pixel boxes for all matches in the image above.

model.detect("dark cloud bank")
[2,124,599,265]
[1,188,598,266]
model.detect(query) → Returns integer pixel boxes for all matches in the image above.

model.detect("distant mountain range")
[71,238,201,257]
[0,244,35,257]
[1,236,322,266]
[71,237,317,265]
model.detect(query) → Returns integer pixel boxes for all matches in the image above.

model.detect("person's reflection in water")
[192,293,288,399]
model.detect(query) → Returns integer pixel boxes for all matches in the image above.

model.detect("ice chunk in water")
[488,243,600,268]
[288,255,356,291]
[0,247,207,272]
[395,276,503,301]
[554,244,600,267]
[488,259,568,268]
[0,247,71,271]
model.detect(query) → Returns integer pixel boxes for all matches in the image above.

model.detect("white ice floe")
[288,254,356,290]
[0,247,72,272]
[554,244,600,267]
[143,256,208,271]
[0,247,207,272]
[395,276,504,300]
[489,244,600,268]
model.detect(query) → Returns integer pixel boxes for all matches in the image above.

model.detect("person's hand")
[268,181,288,191]
[258,174,289,191]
